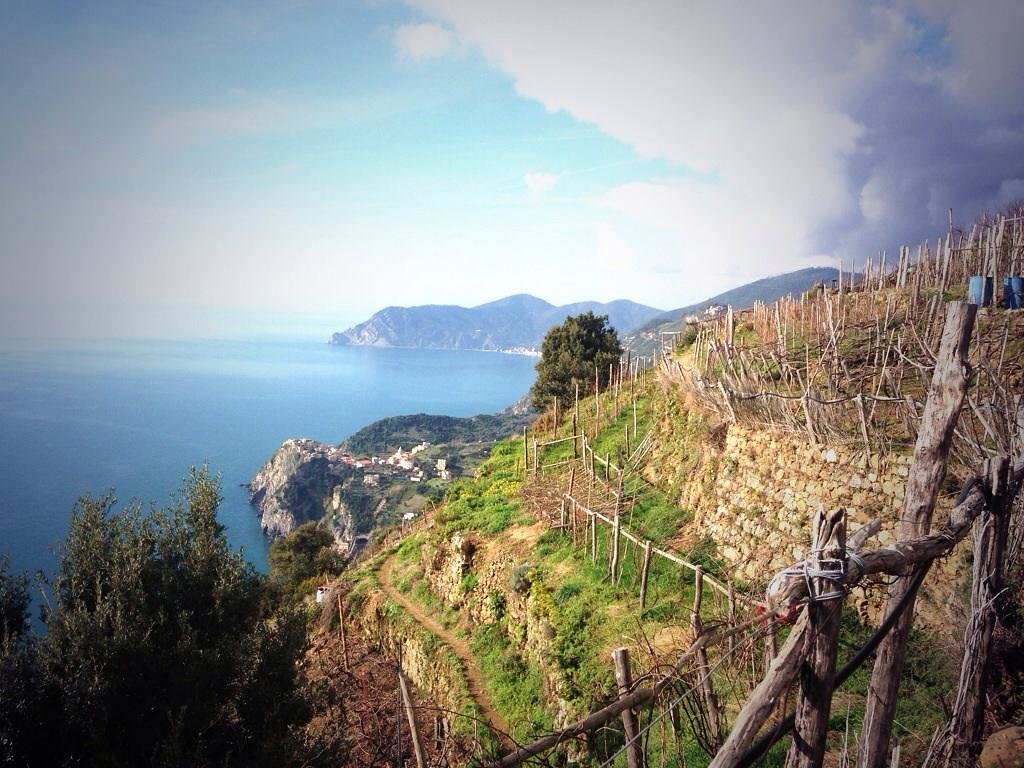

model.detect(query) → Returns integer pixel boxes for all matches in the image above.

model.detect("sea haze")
[0,338,537,579]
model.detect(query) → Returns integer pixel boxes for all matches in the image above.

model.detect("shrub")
[509,564,533,594]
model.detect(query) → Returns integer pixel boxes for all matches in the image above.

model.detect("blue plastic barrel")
[968,275,993,306]
[1002,276,1024,309]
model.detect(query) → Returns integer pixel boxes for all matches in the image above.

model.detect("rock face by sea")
[248,439,349,539]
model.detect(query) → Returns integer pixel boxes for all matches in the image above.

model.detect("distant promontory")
[329,294,664,353]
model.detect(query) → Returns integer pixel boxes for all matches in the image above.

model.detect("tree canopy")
[269,520,343,599]
[530,312,623,410]
[1,467,322,768]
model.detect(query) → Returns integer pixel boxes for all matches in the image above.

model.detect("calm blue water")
[0,338,536,579]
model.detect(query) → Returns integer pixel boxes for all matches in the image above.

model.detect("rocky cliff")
[247,438,376,552]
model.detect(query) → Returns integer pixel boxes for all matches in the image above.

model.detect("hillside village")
[343,442,454,486]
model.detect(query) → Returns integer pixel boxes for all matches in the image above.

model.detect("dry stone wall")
[695,424,910,580]
[668,423,960,586]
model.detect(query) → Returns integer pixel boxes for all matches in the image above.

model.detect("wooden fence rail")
[561,492,758,608]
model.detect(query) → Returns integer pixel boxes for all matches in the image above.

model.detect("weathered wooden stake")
[610,511,621,583]
[858,302,976,768]
[933,456,1013,765]
[571,498,578,543]
[398,668,428,768]
[639,540,653,610]
[613,648,646,768]
[727,583,736,656]
[692,566,722,750]
[590,512,597,564]
[337,594,350,672]
[708,613,809,768]
[855,394,871,452]
[522,427,528,479]
[786,508,847,768]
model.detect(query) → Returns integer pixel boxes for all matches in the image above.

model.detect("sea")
[0,337,537,581]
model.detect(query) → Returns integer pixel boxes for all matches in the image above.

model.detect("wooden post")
[612,648,646,768]
[855,394,871,452]
[709,614,810,768]
[568,465,576,499]
[590,512,597,564]
[610,510,621,583]
[934,456,1013,765]
[533,438,539,476]
[718,381,736,422]
[764,616,778,674]
[612,362,618,418]
[337,594,350,672]
[786,508,848,768]
[398,668,428,768]
[801,393,817,444]
[572,413,579,458]
[639,541,653,610]
[692,566,722,750]
[571,497,578,543]
[727,583,736,656]
[858,302,976,768]
[523,427,528,479]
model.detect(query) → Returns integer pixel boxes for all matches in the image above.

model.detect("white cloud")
[523,172,559,197]
[406,0,1024,292]
[592,221,639,273]
[393,22,459,61]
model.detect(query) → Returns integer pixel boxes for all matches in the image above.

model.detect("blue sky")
[2,1,1023,339]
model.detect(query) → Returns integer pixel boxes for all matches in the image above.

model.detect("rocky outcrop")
[248,439,349,538]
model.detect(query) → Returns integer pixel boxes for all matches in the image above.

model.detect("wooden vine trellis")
[485,301,1024,768]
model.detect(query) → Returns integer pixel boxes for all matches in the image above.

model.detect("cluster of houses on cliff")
[332,441,453,485]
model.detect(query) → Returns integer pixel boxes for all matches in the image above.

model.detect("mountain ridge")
[624,266,840,354]
[330,294,663,353]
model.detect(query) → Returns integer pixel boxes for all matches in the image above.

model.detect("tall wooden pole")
[639,540,653,610]
[933,456,1014,765]
[613,648,645,768]
[398,668,428,768]
[858,302,976,768]
[337,594,350,672]
[692,566,722,750]
[786,508,847,768]
[522,427,528,479]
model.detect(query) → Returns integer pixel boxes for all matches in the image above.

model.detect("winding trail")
[378,554,512,746]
